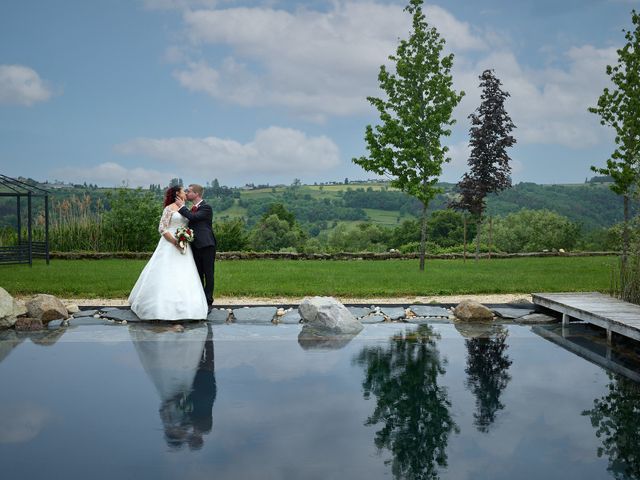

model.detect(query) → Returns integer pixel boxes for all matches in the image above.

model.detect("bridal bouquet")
[175,226,194,254]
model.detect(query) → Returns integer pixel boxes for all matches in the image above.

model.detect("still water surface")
[0,322,638,480]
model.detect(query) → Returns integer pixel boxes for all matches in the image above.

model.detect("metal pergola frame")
[0,174,50,266]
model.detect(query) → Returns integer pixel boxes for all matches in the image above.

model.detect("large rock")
[25,294,69,323]
[299,296,363,334]
[0,287,26,330]
[15,318,44,332]
[453,300,494,322]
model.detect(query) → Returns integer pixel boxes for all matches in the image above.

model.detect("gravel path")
[56,293,532,306]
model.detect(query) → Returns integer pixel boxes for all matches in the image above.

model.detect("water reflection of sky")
[0,322,637,480]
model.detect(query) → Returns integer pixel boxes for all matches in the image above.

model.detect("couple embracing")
[128,184,216,320]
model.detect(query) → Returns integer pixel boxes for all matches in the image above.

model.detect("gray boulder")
[26,294,69,323]
[453,300,494,321]
[299,296,363,334]
[0,287,26,330]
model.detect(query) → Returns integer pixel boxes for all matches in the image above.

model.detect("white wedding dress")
[128,207,209,320]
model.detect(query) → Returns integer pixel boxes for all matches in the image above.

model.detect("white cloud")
[115,126,340,177]
[0,403,52,444]
[453,45,617,149]
[0,65,53,106]
[157,1,619,156]
[172,1,487,120]
[53,162,175,188]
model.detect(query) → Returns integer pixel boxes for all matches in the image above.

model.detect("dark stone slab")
[492,307,537,319]
[347,307,373,319]
[232,307,277,323]
[72,309,98,318]
[360,314,386,324]
[67,316,110,326]
[379,307,406,321]
[100,309,142,323]
[98,307,121,313]
[278,310,302,324]
[409,305,451,317]
[515,313,560,324]
[207,308,230,324]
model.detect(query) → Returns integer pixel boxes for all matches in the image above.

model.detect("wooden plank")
[533,292,640,343]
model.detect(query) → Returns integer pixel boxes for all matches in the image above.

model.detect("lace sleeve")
[158,207,173,235]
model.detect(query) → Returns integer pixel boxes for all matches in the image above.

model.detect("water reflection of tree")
[464,328,512,433]
[583,373,640,479]
[354,325,458,480]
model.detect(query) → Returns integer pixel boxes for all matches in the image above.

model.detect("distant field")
[216,199,247,220]
[0,257,617,299]
[363,208,416,227]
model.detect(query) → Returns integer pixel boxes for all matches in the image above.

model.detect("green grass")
[216,199,248,220]
[363,208,416,227]
[0,257,617,298]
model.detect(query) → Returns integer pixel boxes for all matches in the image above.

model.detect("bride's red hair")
[163,186,182,207]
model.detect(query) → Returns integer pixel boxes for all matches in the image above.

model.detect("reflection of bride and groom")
[128,184,216,321]
[130,322,216,450]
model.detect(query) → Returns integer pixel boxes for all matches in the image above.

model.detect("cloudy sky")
[0,0,638,187]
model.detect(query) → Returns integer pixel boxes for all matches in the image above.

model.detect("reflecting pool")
[1,321,639,480]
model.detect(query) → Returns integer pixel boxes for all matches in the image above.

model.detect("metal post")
[16,195,21,244]
[27,192,32,266]
[44,194,50,265]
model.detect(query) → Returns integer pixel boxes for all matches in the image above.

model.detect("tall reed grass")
[610,253,640,305]
[0,194,117,251]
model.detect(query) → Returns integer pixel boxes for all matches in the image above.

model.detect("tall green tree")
[451,69,516,259]
[353,0,464,270]
[589,9,640,263]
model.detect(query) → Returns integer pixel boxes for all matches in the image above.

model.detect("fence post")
[27,192,32,266]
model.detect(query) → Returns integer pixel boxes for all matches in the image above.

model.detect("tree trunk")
[419,203,428,271]
[488,216,493,260]
[475,216,482,261]
[622,193,629,267]
[463,214,467,263]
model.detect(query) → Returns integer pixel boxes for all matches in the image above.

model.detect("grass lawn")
[0,256,617,298]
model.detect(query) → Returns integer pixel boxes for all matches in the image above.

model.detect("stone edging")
[49,251,621,260]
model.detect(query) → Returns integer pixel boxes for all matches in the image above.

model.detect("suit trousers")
[192,245,215,305]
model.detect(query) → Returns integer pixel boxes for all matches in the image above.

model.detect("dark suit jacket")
[179,201,216,249]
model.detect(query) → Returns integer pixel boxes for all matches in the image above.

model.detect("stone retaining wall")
[49,251,620,261]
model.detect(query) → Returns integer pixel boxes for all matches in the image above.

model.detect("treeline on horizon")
[0,176,636,254]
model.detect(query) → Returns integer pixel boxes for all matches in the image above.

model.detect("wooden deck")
[532,292,640,343]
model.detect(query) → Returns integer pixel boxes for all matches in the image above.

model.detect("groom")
[176,184,216,310]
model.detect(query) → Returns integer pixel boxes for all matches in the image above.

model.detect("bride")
[128,186,209,320]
